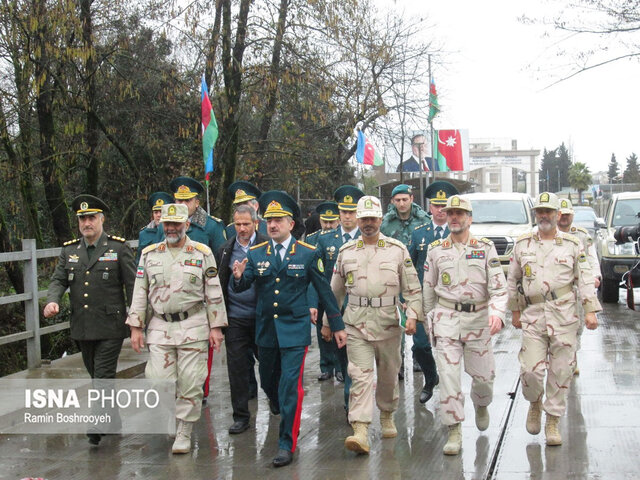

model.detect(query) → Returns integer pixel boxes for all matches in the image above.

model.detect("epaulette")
[194,242,212,255]
[559,231,579,245]
[516,232,533,243]
[108,235,126,243]
[385,237,405,249]
[339,239,358,252]
[250,241,269,251]
[318,229,333,237]
[210,215,223,223]
[570,226,589,235]
[414,222,429,231]
[306,231,320,239]
[142,243,159,254]
[429,239,442,248]
[297,240,316,250]
[63,238,81,246]
[481,237,494,245]
[226,222,233,228]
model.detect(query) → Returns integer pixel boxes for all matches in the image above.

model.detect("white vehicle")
[596,191,640,303]
[462,192,535,275]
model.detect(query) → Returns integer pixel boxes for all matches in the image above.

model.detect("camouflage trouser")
[346,326,401,424]
[575,299,585,352]
[146,341,209,422]
[434,335,495,426]
[519,323,577,417]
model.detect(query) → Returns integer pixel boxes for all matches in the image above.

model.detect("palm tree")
[569,162,592,204]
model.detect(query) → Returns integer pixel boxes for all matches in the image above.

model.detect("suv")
[596,191,640,303]
[462,192,534,275]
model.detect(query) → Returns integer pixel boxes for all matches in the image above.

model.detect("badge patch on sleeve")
[317,258,324,273]
[404,258,413,268]
[136,266,144,278]
[489,258,500,268]
[205,266,218,278]
[423,262,429,272]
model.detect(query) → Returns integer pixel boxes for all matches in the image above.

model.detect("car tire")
[601,278,620,303]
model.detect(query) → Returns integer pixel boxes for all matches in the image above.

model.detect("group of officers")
[44,174,601,467]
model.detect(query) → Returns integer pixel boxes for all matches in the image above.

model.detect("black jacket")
[216,232,269,309]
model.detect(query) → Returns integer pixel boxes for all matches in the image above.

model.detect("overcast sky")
[381,0,640,174]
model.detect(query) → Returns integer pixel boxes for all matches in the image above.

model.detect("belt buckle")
[371,298,381,308]
[360,297,370,307]
[455,303,462,312]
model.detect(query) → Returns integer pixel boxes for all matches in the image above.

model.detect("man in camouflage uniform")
[408,180,459,403]
[422,195,507,455]
[381,184,430,245]
[557,198,601,375]
[508,192,600,446]
[331,195,422,455]
[127,203,227,454]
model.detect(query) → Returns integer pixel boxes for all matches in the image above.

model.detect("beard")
[166,230,185,244]
[537,219,555,233]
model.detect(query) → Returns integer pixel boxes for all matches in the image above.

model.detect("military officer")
[381,184,430,246]
[127,203,227,454]
[408,180,459,403]
[557,198,601,375]
[508,192,601,446]
[316,186,364,403]
[44,195,136,445]
[136,192,173,265]
[224,180,268,238]
[305,201,340,246]
[332,195,422,455]
[170,175,227,400]
[232,190,346,467]
[422,195,507,455]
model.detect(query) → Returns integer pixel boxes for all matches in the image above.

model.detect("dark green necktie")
[275,244,283,268]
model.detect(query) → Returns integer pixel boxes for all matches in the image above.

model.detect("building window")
[489,172,500,184]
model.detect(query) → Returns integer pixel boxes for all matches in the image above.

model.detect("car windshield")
[469,200,528,224]
[612,199,640,227]
[573,208,596,223]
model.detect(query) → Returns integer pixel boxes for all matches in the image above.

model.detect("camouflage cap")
[442,195,472,213]
[558,198,574,214]
[160,203,189,223]
[356,195,383,219]
[532,192,560,210]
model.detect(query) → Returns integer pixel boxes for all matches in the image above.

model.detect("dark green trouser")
[77,338,124,379]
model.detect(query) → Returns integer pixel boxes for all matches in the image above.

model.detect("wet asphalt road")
[0,295,638,480]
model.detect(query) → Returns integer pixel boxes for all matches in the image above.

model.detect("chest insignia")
[98,252,118,262]
[346,271,354,285]
[288,264,305,270]
[441,272,451,285]
[466,250,485,260]
[184,259,203,268]
[524,264,533,277]
[257,261,270,275]
[68,254,79,263]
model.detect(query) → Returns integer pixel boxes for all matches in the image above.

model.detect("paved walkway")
[0,298,637,479]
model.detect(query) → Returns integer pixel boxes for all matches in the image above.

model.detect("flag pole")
[206,180,210,215]
[428,54,434,190]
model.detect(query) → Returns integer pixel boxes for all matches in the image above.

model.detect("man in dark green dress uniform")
[44,195,136,445]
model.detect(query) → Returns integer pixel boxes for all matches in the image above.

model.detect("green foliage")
[608,153,620,182]
[569,162,592,202]
[623,152,640,184]
[539,143,572,192]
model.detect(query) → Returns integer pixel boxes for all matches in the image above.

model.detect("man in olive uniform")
[44,194,136,445]
[557,198,601,375]
[408,181,459,403]
[232,190,347,467]
[136,191,173,265]
[224,180,268,238]
[305,201,340,246]
[316,186,364,406]
[127,203,227,454]
[331,195,422,455]
[169,175,227,400]
[422,195,507,455]
[508,192,601,446]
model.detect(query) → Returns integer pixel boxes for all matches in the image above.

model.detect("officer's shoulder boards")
[480,237,494,246]
[108,235,126,243]
[250,241,269,251]
[142,243,159,254]
[429,239,442,248]
[307,231,319,238]
[386,237,404,248]
[210,215,223,223]
[560,232,579,245]
[226,222,234,228]
[297,240,316,250]
[516,232,532,243]
[63,238,81,246]
[339,239,357,252]
[574,226,589,235]
[194,242,212,255]
[414,222,429,231]
[441,239,452,248]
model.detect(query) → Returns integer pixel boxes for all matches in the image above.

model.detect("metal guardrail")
[0,238,138,369]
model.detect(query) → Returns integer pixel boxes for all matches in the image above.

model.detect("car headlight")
[607,240,636,255]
